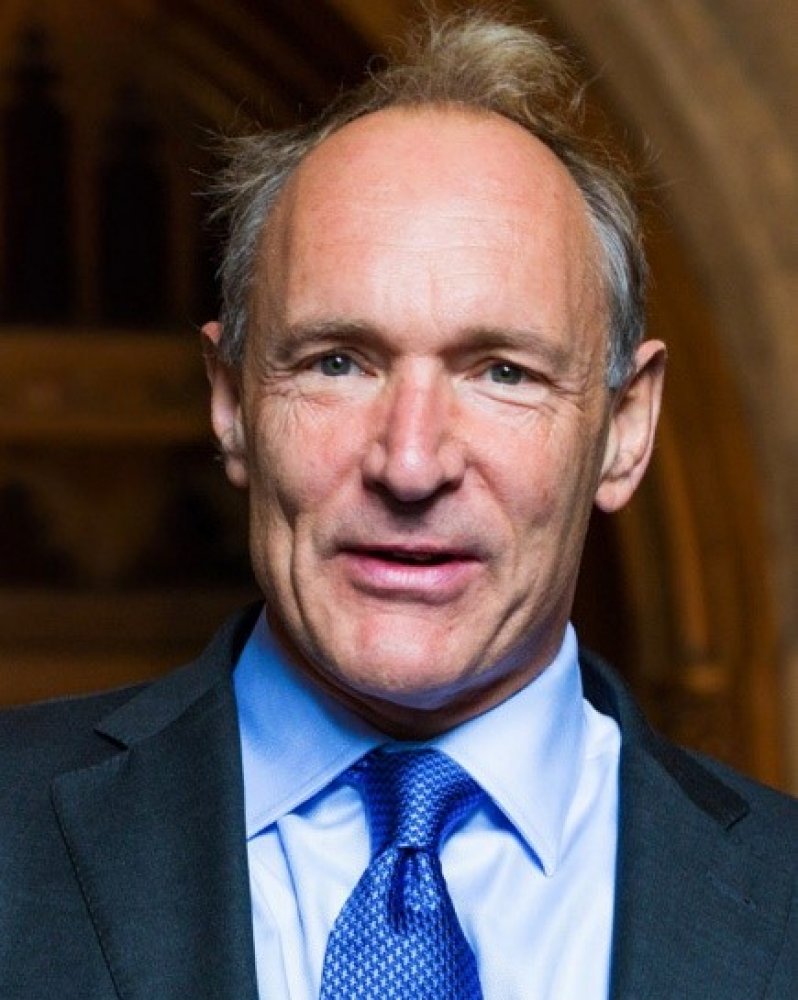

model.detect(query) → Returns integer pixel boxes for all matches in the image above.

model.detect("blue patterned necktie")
[320,748,484,999]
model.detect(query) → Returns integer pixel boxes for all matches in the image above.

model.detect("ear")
[595,339,666,512]
[201,321,249,489]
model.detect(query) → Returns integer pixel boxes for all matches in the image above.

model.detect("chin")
[320,639,485,711]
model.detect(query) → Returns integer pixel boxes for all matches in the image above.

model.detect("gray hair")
[211,12,647,388]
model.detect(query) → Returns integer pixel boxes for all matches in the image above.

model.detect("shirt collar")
[234,613,381,837]
[430,626,585,875]
[234,612,586,875]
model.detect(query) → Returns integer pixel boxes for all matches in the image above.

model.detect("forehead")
[272,106,592,240]
[257,108,603,336]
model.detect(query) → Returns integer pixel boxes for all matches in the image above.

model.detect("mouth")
[361,547,461,565]
[337,543,481,601]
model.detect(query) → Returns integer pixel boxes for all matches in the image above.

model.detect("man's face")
[207,108,663,735]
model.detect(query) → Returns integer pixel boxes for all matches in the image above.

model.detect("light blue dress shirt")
[234,612,621,1000]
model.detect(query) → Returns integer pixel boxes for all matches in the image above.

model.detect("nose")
[362,367,465,503]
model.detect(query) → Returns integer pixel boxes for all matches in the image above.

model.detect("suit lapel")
[582,654,792,999]
[51,612,260,1000]
[610,741,793,999]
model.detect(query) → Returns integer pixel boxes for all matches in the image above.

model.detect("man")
[1,13,795,1000]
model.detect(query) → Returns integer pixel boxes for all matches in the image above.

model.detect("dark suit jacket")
[1,606,795,998]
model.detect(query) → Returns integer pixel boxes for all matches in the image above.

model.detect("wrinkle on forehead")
[253,107,606,346]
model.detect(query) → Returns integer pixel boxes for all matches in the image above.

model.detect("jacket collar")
[51,607,261,1000]
[582,650,792,999]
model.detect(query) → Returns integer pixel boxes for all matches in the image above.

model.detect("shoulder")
[0,605,258,882]
[578,645,797,844]
[0,603,260,772]
[685,747,798,851]
[0,685,139,746]
[0,686,145,794]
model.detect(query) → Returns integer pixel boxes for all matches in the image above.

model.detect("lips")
[336,543,481,602]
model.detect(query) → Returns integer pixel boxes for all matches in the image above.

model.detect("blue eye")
[318,353,355,376]
[489,362,524,385]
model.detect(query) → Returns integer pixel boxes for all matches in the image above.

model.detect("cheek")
[246,403,360,524]
[486,425,595,538]
[483,424,560,510]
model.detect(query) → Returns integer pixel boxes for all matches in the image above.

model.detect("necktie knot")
[357,748,483,855]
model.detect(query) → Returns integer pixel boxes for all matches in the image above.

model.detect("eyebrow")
[268,318,571,370]
[446,325,571,369]
[266,319,376,360]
